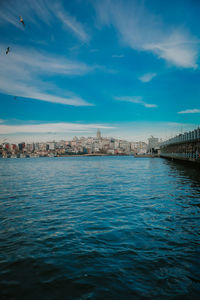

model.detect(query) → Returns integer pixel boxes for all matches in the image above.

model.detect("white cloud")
[0,0,52,29]
[0,45,91,76]
[0,0,90,42]
[139,73,157,83]
[166,122,186,126]
[0,121,197,143]
[0,122,115,134]
[178,109,200,114]
[115,96,157,108]
[95,0,199,69]
[0,45,93,106]
[55,8,90,43]
[102,121,197,142]
[112,54,124,58]
[145,33,198,69]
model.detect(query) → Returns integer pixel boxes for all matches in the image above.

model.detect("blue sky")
[0,0,200,142]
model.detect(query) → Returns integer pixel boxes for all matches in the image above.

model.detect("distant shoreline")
[0,153,133,159]
[57,153,130,157]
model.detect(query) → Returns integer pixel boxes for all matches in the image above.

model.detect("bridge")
[160,127,200,163]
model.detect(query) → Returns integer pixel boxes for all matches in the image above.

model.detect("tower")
[97,129,101,139]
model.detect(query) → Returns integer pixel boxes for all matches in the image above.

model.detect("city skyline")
[0,0,200,142]
[1,129,147,145]
[0,129,149,158]
[0,121,198,144]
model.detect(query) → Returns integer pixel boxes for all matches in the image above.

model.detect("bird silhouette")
[19,16,25,26]
[6,47,10,55]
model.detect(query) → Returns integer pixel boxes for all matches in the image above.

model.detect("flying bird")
[6,47,10,55]
[19,16,25,26]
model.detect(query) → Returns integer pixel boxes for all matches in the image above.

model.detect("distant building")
[2,132,150,157]
[25,143,34,152]
[48,142,55,150]
[4,143,10,150]
[11,144,17,150]
[18,142,25,151]
[147,136,159,154]
[34,143,39,151]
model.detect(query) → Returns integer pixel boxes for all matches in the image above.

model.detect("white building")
[147,136,159,153]
[48,142,55,150]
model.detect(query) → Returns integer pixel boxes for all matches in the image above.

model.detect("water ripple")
[0,157,200,299]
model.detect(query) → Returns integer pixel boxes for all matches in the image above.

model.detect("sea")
[0,156,200,299]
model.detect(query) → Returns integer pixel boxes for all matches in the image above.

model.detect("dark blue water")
[0,157,200,299]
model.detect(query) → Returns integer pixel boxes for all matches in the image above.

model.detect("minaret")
[97,129,101,139]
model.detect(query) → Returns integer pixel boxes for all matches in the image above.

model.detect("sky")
[0,0,200,143]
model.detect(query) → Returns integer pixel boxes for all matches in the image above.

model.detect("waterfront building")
[18,142,25,151]
[1,131,148,158]
[34,143,39,151]
[11,144,17,151]
[115,141,120,149]
[26,143,35,152]
[48,142,55,150]
[147,136,159,154]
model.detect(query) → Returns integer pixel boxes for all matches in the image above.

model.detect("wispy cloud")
[145,33,198,69]
[95,0,199,69]
[0,121,197,143]
[1,46,92,75]
[115,96,157,108]
[0,44,93,106]
[0,0,90,42]
[0,0,53,29]
[178,109,200,114]
[0,122,115,134]
[139,73,157,83]
[55,6,90,43]
[112,54,124,58]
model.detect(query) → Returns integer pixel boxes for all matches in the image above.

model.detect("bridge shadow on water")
[163,157,200,184]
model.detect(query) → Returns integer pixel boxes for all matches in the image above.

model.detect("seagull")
[19,16,25,26]
[6,47,10,55]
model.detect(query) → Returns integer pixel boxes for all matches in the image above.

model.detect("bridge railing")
[160,127,200,147]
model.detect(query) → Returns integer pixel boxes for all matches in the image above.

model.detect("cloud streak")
[95,0,199,68]
[178,109,200,114]
[1,46,92,75]
[0,45,93,106]
[0,121,197,143]
[0,122,115,134]
[0,0,90,42]
[112,54,124,58]
[115,96,157,108]
[55,7,90,43]
[139,73,157,83]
